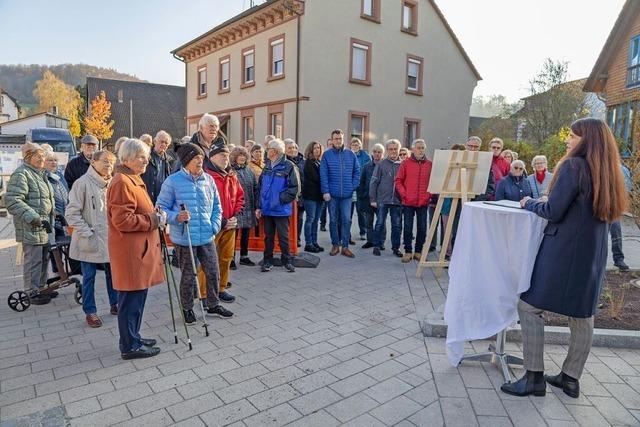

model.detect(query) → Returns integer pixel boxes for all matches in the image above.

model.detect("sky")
[0,0,625,102]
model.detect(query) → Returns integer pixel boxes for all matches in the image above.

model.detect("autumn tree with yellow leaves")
[84,91,114,144]
[33,70,83,137]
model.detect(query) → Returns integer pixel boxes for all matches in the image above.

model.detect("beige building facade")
[172,0,480,153]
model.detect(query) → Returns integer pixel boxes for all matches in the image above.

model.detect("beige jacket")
[65,166,111,263]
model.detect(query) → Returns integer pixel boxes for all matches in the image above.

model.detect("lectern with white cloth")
[445,201,547,381]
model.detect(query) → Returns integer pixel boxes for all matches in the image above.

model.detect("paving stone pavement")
[1,215,640,426]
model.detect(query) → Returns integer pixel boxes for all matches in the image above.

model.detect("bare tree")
[519,59,589,144]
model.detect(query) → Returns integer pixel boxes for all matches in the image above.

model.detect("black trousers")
[263,216,291,262]
[240,227,251,257]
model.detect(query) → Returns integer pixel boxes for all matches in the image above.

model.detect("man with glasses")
[369,139,403,257]
[174,113,220,172]
[65,134,99,189]
[489,137,511,182]
[320,129,360,257]
[142,130,175,204]
[465,136,495,201]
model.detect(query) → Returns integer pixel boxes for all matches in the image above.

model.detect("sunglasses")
[513,167,523,170]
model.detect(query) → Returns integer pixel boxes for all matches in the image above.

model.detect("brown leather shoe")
[330,245,340,256]
[110,304,118,315]
[86,314,103,328]
[342,248,355,258]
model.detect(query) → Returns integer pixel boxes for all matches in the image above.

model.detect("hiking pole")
[180,204,210,337]
[158,226,193,350]
[161,230,193,350]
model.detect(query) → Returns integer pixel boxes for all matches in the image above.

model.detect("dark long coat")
[233,164,258,229]
[521,157,608,318]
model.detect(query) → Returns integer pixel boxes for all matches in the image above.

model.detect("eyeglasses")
[513,167,523,170]
[490,146,501,150]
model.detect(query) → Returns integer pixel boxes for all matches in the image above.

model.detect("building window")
[117,89,123,103]
[197,65,207,97]
[268,103,284,139]
[270,113,283,139]
[404,118,421,147]
[242,47,255,88]
[269,35,285,80]
[219,56,230,94]
[361,0,380,22]
[628,35,640,88]
[241,108,255,143]
[401,0,418,35]
[350,38,372,85]
[406,54,423,95]
[349,111,370,148]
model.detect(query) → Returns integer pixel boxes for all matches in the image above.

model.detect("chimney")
[51,106,58,115]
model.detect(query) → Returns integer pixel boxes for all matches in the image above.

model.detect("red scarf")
[535,170,546,184]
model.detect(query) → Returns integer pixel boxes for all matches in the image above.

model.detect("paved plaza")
[1,215,640,426]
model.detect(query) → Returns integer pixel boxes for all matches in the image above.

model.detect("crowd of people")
[4,113,632,360]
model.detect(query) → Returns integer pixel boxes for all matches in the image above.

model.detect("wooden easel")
[416,150,479,278]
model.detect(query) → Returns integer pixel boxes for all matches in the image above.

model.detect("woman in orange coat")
[108,138,165,360]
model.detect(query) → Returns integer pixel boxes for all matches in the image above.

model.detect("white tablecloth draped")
[445,202,547,366]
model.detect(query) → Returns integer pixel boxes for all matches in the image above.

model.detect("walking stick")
[158,227,192,350]
[180,204,210,337]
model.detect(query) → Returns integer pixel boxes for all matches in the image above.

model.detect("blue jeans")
[329,196,352,247]
[355,200,367,236]
[403,206,429,253]
[81,262,118,315]
[303,199,323,246]
[610,220,624,263]
[320,201,328,227]
[118,289,148,353]
[374,204,402,249]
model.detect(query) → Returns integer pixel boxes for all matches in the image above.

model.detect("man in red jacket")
[490,137,511,182]
[205,141,244,303]
[395,139,432,263]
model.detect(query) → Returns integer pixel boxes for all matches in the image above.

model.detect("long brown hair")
[550,118,627,222]
[304,141,323,160]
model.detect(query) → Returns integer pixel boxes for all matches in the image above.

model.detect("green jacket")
[6,163,54,245]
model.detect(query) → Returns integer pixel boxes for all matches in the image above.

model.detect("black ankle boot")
[545,372,580,398]
[500,370,546,397]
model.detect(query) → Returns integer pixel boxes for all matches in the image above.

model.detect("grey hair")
[118,138,150,163]
[154,130,171,143]
[268,138,286,154]
[385,139,401,149]
[371,143,385,154]
[511,159,526,173]
[114,136,128,154]
[181,136,191,145]
[411,138,426,148]
[264,134,276,144]
[283,138,297,148]
[198,113,219,129]
[467,136,482,144]
[350,137,362,147]
[531,155,548,167]
[139,134,152,145]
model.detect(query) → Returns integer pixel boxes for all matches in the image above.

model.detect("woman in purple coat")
[501,118,628,399]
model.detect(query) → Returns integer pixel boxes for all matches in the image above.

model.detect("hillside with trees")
[0,64,144,112]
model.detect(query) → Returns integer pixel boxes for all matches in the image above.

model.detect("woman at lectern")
[501,118,628,399]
